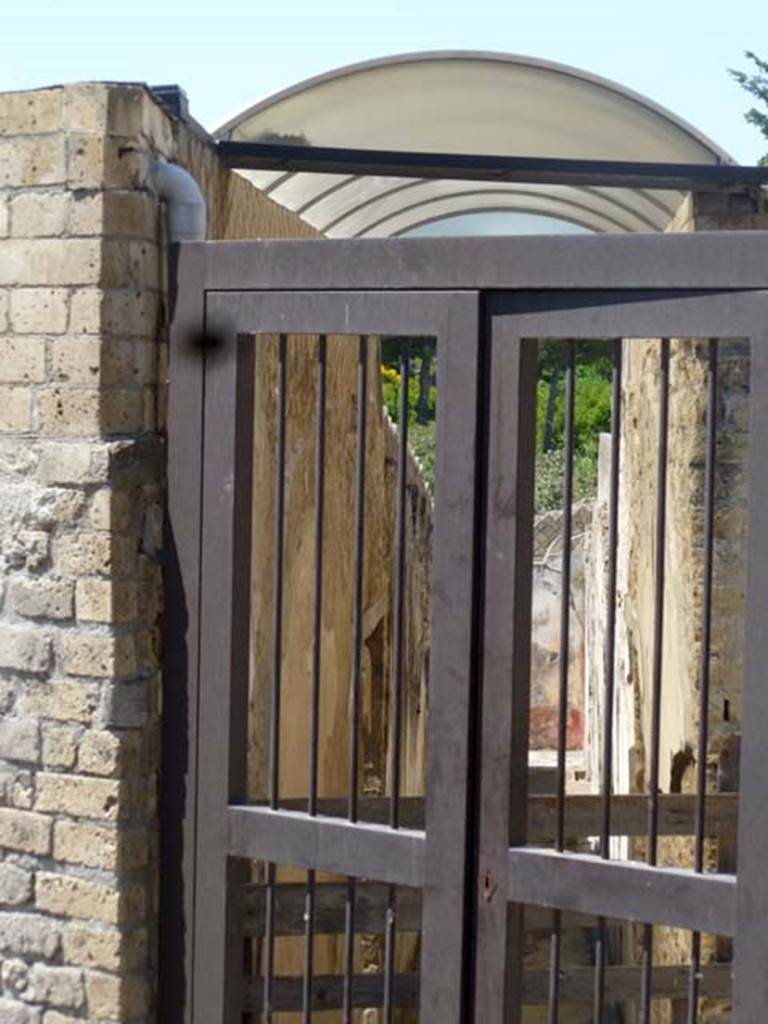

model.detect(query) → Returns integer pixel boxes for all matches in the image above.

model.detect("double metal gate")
[161,231,768,1023]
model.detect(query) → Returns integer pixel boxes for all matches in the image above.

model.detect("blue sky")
[3,0,766,164]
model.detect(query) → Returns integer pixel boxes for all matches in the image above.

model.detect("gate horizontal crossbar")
[243,964,732,1012]
[228,805,425,887]
[507,848,736,935]
[193,232,768,291]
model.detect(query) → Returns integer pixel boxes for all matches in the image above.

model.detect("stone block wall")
[0,84,162,1024]
[0,82,319,1024]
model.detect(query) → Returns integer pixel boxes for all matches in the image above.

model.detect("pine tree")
[729,52,768,165]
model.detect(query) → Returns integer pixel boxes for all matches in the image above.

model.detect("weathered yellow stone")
[67,288,101,334]
[41,722,81,769]
[57,632,137,680]
[36,871,144,924]
[66,133,105,190]
[54,820,147,870]
[9,191,70,237]
[102,135,150,190]
[0,239,100,287]
[63,83,108,133]
[35,772,122,820]
[18,680,99,724]
[75,578,138,623]
[85,488,138,533]
[100,387,144,434]
[0,136,66,187]
[0,87,64,135]
[48,337,100,384]
[0,386,33,432]
[0,337,46,383]
[102,190,155,238]
[8,577,74,619]
[85,970,148,1018]
[9,288,69,334]
[38,387,101,436]
[0,807,51,855]
[67,193,103,236]
[101,239,159,290]
[77,729,140,778]
[53,532,136,576]
[62,921,147,972]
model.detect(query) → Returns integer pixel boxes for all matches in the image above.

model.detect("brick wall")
[0,82,318,1024]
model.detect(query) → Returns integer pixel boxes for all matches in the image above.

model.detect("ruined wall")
[615,189,766,815]
[0,82,320,1024]
[530,503,592,755]
[585,189,768,1022]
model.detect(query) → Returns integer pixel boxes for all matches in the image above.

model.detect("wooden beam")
[243,964,732,1011]
[242,881,595,937]
[527,792,738,839]
[523,964,732,1005]
[267,792,738,839]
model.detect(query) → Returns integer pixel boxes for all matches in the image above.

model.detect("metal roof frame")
[218,140,768,192]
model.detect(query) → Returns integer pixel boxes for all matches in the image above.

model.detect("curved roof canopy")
[216,52,732,237]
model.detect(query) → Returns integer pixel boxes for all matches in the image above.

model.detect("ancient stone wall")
[585,189,768,1023]
[586,190,767,809]
[0,82,319,1024]
[614,190,766,813]
[530,502,592,754]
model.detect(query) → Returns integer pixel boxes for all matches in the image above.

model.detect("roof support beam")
[218,141,768,191]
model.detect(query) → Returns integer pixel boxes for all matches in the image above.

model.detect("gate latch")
[480,868,497,903]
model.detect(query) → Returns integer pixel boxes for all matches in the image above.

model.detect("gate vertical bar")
[303,333,328,1023]
[641,337,671,1023]
[733,327,768,1022]
[474,309,537,1024]
[687,338,718,1023]
[384,340,410,1023]
[161,243,206,1024]
[192,317,256,1023]
[594,338,623,1020]
[548,341,576,1023]
[421,295,483,1024]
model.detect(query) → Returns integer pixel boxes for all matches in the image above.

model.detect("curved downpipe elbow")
[152,161,207,243]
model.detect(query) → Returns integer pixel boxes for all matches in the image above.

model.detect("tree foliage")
[535,361,612,457]
[379,336,613,510]
[729,51,768,165]
[381,338,436,425]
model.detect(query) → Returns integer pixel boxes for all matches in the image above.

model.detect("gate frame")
[162,231,768,1024]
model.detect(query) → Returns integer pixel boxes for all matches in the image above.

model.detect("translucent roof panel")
[216,52,732,236]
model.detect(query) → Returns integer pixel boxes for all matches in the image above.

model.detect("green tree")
[729,52,768,165]
[380,338,436,425]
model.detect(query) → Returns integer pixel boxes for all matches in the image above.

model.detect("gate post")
[473,320,538,1024]
[161,243,206,1022]
[733,328,768,1021]
[420,295,484,1023]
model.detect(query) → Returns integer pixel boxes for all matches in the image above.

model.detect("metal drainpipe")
[151,160,207,242]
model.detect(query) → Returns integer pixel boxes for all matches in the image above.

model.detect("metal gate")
[161,231,768,1023]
